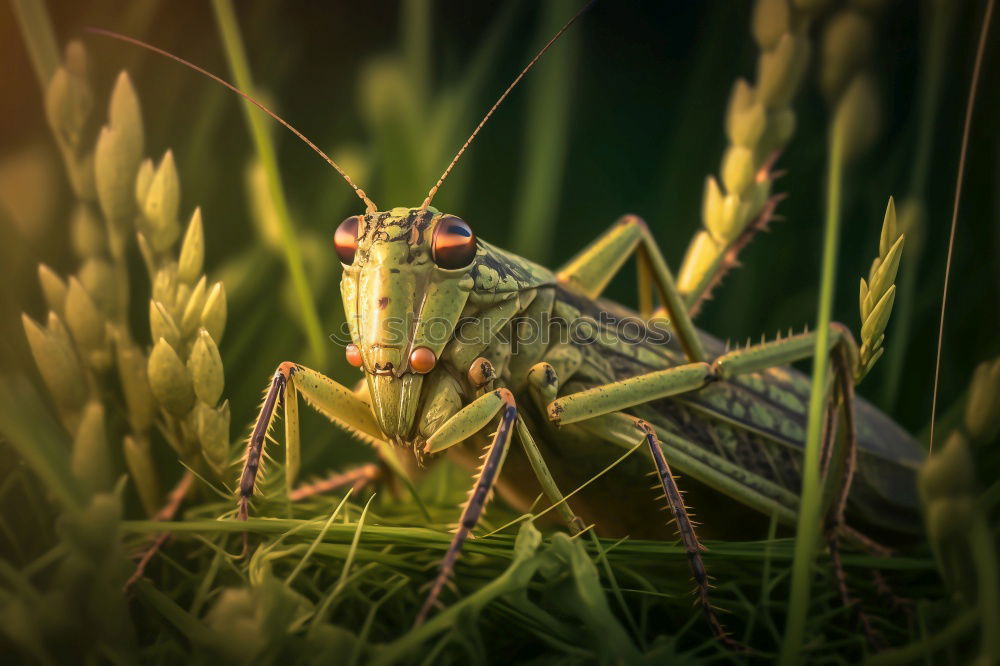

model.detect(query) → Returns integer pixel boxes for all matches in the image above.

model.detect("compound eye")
[334,215,361,264]
[431,215,476,269]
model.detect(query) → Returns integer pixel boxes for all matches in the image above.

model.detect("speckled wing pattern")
[556,288,923,535]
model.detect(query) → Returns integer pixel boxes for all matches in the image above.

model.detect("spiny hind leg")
[238,362,384,520]
[289,463,382,501]
[821,346,888,649]
[575,412,739,648]
[556,215,706,362]
[716,325,888,644]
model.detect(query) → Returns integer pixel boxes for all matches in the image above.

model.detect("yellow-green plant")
[857,198,904,380]
[917,356,1000,664]
[677,0,815,313]
[21,41,231,518]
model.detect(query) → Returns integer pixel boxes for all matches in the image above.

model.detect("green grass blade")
[325,492,376,613]
[779,120,846,665]
[285,491,352,586]
[864,609,978,666]
[0,375,86,512]
[9,0,59,91]
[403,0,430,109]
[210,0,327,365]
[133,579,223,649]
[510,0,579,262]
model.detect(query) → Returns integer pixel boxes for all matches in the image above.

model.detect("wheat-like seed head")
[856,197,904,381]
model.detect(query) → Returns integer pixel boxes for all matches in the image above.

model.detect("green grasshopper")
[97,4,923,647]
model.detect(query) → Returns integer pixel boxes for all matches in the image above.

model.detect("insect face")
[339,207,477,441]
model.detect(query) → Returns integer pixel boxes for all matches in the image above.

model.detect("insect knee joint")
[617,213,647,230]
[634,419,655,437]
[468,357,496,389]
[528,362,559,409]
[494,387,515,407]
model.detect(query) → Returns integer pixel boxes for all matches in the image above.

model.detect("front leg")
[238,362,384,520]
[417,388,518,625]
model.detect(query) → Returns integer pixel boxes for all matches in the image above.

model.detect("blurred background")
[0,0,996,552]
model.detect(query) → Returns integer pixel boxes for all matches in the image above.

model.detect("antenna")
[86,27,378,213]
[421,0,596,210]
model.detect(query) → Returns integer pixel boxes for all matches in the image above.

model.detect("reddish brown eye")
[431,215,476,269]
[334,215,361,264]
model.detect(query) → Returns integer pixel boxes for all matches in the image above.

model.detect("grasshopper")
[97,3,924,647]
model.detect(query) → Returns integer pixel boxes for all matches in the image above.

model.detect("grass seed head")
[752,0,791,50]
[123,435,161,516]
[22,312,88,416]
[113,336,156,431]
[201,282,228,343]
[64,277,109,368]
[37,263,67,316]
[964,357,1000,444]
[78,258,117,318]
[188,328,225,405]
[70,204,107,259]
[140,150,181,252]
[177,207,205,284]
[148,337,196,417]
[857,197,902,379]
[149,299,183,352]
[44,42,93,153]
[820,10,874,101]
[757,33,809,109]
[181,275,209,335]
[834,73,881,163]
[72,401,113,494]
[197,400,232,476]
[94,73,143,225]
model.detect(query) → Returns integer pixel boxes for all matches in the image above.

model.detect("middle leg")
[556,215,707,362]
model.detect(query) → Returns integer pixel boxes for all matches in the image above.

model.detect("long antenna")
[928,0,994,452]
[86,27,378,213]
[421,0,596,210]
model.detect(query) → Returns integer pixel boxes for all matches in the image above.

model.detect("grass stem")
[211,0,328,365]
[779,116,845,666]
[403,0,430,110]
[9,0,59,91]
[864,609,978,666]
[510,0,578,262]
